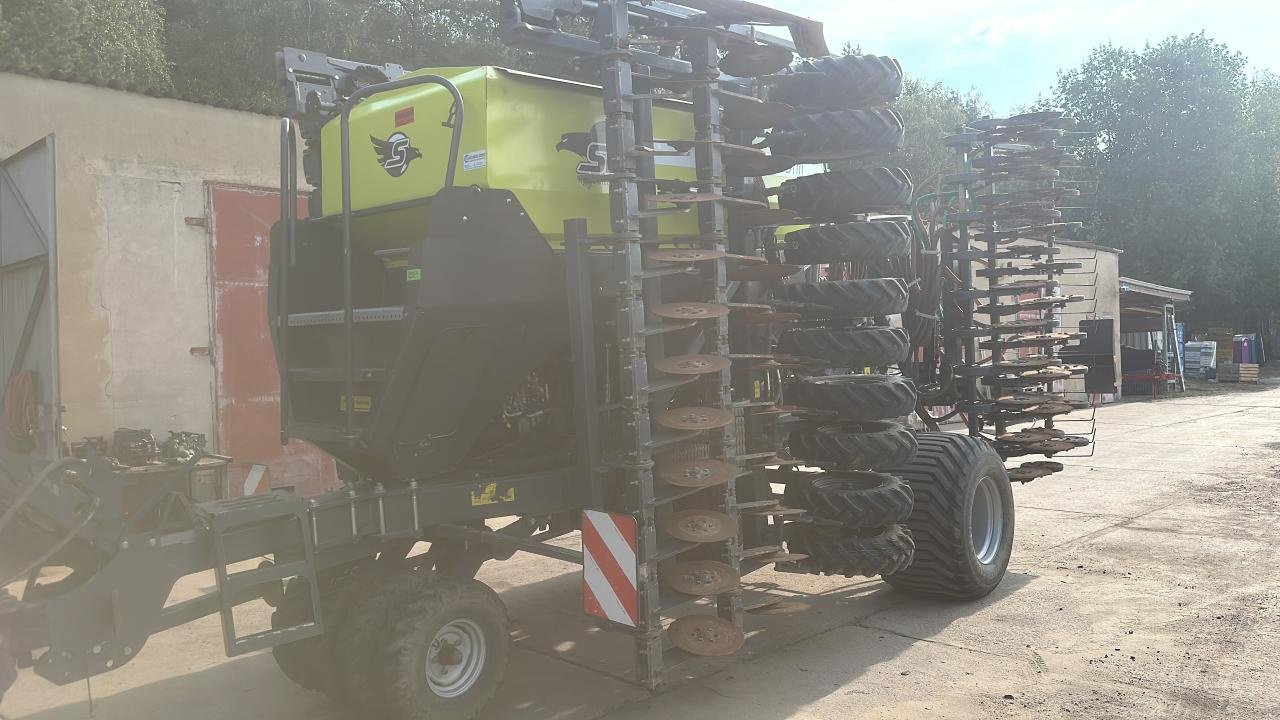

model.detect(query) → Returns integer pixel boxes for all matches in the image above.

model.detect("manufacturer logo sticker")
[371,132,422,177]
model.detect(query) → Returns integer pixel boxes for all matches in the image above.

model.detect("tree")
[879,77,988,191]
[158,0,572,110]
[1050,34,1275,327]
[0,0,171,88]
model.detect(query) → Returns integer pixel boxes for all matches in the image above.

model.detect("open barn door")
[0,136,59,459]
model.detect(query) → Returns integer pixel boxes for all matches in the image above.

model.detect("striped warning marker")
[582,509,638,627]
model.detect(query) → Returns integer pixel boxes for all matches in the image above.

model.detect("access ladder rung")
[229,622,321,656]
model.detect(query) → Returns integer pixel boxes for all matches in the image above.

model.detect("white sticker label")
[463,150,487,171]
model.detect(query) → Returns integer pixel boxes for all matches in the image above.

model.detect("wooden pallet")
[1218,362,1260,383]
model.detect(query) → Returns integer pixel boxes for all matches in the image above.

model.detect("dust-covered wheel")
[782,218,913,264]
[769,55,904,111]
[778,327,910,367]
[785,374,918,420]
[783,523,915,577]
[777,167,913,217]
[767,107,905,160]
[334,571,509,720]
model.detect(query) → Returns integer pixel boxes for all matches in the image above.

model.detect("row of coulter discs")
[943,110,1095,482]
[611,46,928,658]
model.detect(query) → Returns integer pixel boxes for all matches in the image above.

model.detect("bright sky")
[771,0,1280,113]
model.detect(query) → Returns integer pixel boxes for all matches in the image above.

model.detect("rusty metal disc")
[727,263,803,282]
[722,101,797,131]
[730,206,798,227]
[1028,440,1075,454]
[651,302,730,320]
[648,248,727,264]
[724,253,769,266]
[657,457,735,488]
[652,354,732,375]
[1023,460,1065,472]
[998,428,1064,443]
[998,355,1055,370]
[663,560,740,597]
[996,394,1049,408]
[1062,435,1091,447]
[1008,466,1052,483]
[1020,368,1072,381]
[1022,402,1074,417]
[662,509,737,543]
[1063,364,1090,375]
[655,406,735,431]
[668,614,745,657]
[720,44,793,77]
[746,599,812,615]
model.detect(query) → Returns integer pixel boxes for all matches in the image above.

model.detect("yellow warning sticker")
[470,482,516,506]
[339,395,372,413]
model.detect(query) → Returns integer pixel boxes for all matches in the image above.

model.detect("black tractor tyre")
[776,278,909,318]
[782,219,913,264]
[778,167,913,217]
[786,374,918,420]
[778,327,910,367]
[770,55,904,111]
[783,471,914,527]
[883,432,1016,599]
[271,574,357,700]
[788,420,918,470]
[784,523,915,577]
[334,571,510,720]
[383,579,510,720]
[768,107,905,160]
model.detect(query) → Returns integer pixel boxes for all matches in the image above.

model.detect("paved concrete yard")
[6,385,1280,719]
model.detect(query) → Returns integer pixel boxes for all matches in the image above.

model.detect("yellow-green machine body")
[318,66,701,244]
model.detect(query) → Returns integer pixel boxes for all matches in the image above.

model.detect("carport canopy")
[1119,276,1192,333]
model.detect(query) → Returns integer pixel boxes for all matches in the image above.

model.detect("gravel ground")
[5,385,1280,720]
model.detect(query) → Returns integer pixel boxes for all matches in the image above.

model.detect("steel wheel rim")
[426,618,486,698]
[970,474,1004,565]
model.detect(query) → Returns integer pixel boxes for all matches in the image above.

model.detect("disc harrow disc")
[657,457,736,488]
[1021,402,1075,417]
[662,509,737,543]
[663,560,741,597]
[652,302,730,320]
[652,354,732,375]
[1008,466,1053,483]
[1027,440,1076,454]
[648,248,726,264]
[720,44,794,77]
[654,406,735,431]
[667,615,745,657]
[1024,460,1065,472]
[997,355,1056,370]
[998,428,1065,443]
[1062,435,1092,447]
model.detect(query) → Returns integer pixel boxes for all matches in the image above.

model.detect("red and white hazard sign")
[582,509,639,627]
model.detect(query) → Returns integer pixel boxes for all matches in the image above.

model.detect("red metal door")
[209,184,337,497]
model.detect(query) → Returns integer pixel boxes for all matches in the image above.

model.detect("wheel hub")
[426,618,486,699]
[970,474,1005,565]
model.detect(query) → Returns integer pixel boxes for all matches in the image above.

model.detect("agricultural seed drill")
[0,0,1097,717]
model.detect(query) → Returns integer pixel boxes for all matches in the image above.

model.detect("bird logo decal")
[371,132,422,177]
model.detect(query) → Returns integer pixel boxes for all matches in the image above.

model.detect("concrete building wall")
[0,72,281,446]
